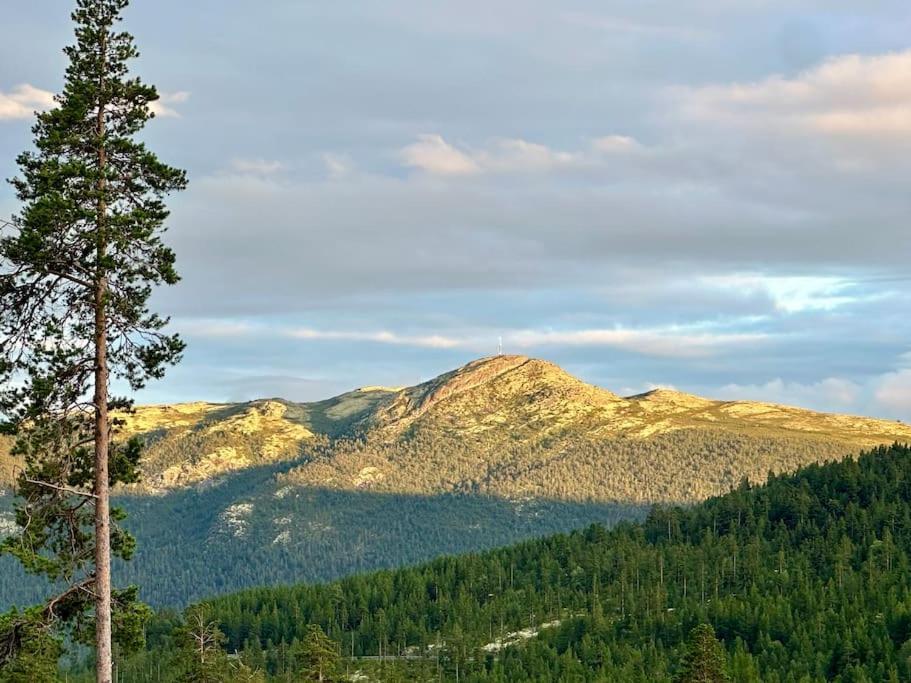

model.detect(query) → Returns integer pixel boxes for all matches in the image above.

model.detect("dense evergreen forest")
[285,427,857,504]
[0,464,641,609]
[62,443,911,681]
[0,427,861,611]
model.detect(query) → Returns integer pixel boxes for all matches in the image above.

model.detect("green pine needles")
[0,0,186,679]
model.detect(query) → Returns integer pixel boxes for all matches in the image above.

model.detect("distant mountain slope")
[362,355,908,445]
[284,355,911,503]
[3,355,909,502]
[119,355,911,501]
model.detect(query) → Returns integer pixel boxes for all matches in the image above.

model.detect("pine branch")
[45,576,98,620]
[24,478,98,499]
[42,268,93,290]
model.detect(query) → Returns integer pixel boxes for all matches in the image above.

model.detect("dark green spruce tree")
[0,0,186,680]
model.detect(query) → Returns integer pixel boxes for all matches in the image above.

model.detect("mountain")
[2,355,910,608]
[6,354,905,500]
[68,443,911,681]
[281,355,911,503]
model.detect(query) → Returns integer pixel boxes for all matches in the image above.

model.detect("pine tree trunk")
[94,277,112,681]
[94,23,113,683]
[94,236,112,683]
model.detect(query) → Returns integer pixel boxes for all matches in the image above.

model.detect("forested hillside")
[0,471,643,608]
[80,443,911,681]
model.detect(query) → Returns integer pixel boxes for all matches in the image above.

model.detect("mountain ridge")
[2,355,909,501]
[109,355,910,444]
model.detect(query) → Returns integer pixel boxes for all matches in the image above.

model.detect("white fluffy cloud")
[149,91,190,118]
[0,84,54,120]
[400,134,480,175]
[399,134,641,175]
[716,377,862,410]
[717,368,911,420]
[0,84,188,120]
[677,50,911,142]
[874,369,911,414]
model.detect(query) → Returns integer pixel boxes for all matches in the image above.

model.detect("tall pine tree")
[0,1,186,680]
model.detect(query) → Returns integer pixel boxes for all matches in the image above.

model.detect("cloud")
[716,365,911,419]
[591,135,641,153]
[559,11,708,41]
[677,50,911,142]
[6,1,911,412]
[507,327,767,358]
[399,134,641,176]
[0,84,55,120]
[160,148,911,322]
[400,134,480,175]
[716,377,862,411]
[176,319,258,338]
[228,158,284,175]
[150,91,190,118]
[474,138,579,172]
[0,84,189,120]
[290,324,770,359]
[323,153,354,180]
[175,314,768,359]
[699,274,860,313]
[874,369,911,414]
[287,327,461,349]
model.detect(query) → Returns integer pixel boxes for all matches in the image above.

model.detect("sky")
[2,1,911,417]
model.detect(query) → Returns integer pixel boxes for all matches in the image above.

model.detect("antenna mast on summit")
[497,336,503,356]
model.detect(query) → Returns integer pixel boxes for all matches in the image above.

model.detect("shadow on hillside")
[0,466,649,609]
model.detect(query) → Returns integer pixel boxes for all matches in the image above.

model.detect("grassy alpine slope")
[89,443,911,682]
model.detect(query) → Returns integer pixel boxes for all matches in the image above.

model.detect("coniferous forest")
[0,428,866,610]
[56,443,911,681]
